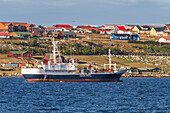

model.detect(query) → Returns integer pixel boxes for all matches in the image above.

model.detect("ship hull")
[22,70,127,82]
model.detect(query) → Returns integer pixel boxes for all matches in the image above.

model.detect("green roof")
[10,51,27,54]
[14,32,32,35]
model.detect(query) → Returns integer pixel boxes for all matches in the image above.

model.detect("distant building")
[0,22,35,33]
[158,37,170,44]
[54,24,72,29]
[55,31,76,39]
[0,32,10,38]
[42,53,65,65]
[10,32,32,38]
[110,34,140,40]
[115,26,127,34]
[132,25,142,33]
[140,25,151,34]
[7,51,32,58]
[150,26,167,35]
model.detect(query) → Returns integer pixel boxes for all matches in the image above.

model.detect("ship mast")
[53,38,56,65]
[53,38,62,65]
[109,49,111,70]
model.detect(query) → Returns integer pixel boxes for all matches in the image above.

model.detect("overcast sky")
[0,0,170,26]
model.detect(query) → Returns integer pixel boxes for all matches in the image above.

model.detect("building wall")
[0,35,10,38]
[7,52,15,57]
[150,28,156,35]
[0,23,8,32]
[22,52,32,57]
[132,26,140,33]
[159,38,170,43]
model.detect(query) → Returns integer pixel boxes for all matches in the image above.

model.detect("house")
[124,26,133,31]
[100,25,115,30]
[54,24,72,29]
[7,51,32,58]
[132,25,142,33]
[115,26,127,34]
[0,32,10,38]
[164,24,170,28]
[55,31,76,39]
[150,26,167,35]
[98,30,111,34]
[140,25,151,34]
[168,26,170,31]
[42,53,65,65]
[76,25,92,29]
[110,34,140,40]
[0,22,35,33]
[158,37,170,44]
[10,32,32,38]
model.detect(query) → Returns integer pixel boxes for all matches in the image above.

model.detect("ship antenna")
[109,49,111,70]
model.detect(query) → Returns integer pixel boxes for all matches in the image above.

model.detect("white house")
[0,32,10,38]
[158,37,170,44]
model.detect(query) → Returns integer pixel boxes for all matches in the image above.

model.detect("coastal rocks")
[114,55,170,66]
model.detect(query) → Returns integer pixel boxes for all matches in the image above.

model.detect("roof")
[135,25,142,30]
[117,26,126,31]
[160,37,170,40]
[0,22,31,26]
[10,51,28,54]
[168,26,170,30]
[0,32,10,36]
[55,24,72,28]
[12,32,32,35]
[153,26,166,32]
[164,24,170,27]
[141,26,151,30]
[62,31,76,35]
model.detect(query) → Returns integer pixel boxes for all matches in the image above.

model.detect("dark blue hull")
[23,70,127,82]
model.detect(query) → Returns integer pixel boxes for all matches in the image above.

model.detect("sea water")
[0,77,170,113]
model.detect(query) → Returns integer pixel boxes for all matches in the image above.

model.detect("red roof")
[161,37,170,40]
[168,26,170,30]
[0,32,10,36]
[55,24,72,28]
[117,26,126,31]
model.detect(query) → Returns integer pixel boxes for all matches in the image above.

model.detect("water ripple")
[0,77,170,112]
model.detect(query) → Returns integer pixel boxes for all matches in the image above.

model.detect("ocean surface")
[0,78,170,113]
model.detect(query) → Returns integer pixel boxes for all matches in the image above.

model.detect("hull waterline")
[22,70,127,82]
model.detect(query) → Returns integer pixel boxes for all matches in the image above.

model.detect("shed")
[7,51,32,58]
[110,34,140,40]
[10,32,32,38]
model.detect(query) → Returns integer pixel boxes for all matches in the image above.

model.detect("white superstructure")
[21,38,78,75]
